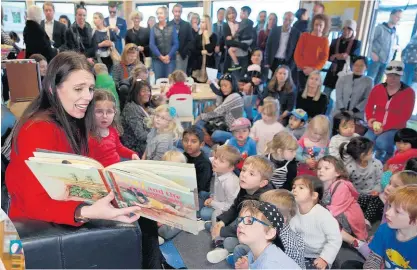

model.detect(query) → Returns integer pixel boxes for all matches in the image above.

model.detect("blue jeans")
[212,130,233,144]
[367,60,387,85]
[152,58,176,80]
[403,63,416,86]
[365,129,398,163]
[233,244,250,263]
[200,207,214,221]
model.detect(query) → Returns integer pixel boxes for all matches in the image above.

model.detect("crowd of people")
[1,1,417,269]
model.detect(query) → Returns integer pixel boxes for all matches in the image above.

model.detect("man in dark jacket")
[265,12,300,74]
[213,8,226,73]
[40,2,66,50]
[169,4,194,73]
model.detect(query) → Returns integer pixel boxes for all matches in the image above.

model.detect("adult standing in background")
[265,12,300,77]
[125,11,150,63]
[169,4,193,74]
[147,16,156,28]
[222,7,239,72]
[92,12,117,72]
[213,8,226,73]
[368,9,402,84]
[293,8,309,33]
[24,5,57,62]
[59,15,71,29]
[40,2,66,50]
[313,2,325,17]
[104,2,127,55]
[112,43,140,86]
[253,10,267,48]
[257,13,277,52]
[402,34,417,86]
[149,6,179,80]
[189,13,201,75]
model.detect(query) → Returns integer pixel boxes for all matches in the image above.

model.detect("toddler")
[201,145,241,228]
[234,200,300,269]
[206,156,273,264]
[296,115,330,176]
[250,100,285,154]
[290,175,342,269]
[329,111,359,159]
[226,118,257,171]
[265,131,298,190]
[163,70,192,99]
[88,90,139,167]
[382,128,417,189]
[317,156,368,250]
[364,185,417,269]
[339,136,383,226]
[143,104,183,161]
[287,108,308,140]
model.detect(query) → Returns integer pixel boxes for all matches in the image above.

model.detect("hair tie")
[168,107,177,118]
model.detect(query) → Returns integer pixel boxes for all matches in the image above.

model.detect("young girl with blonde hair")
[296,115,330,176]
[265,130,299,190]
[143,104,183,161]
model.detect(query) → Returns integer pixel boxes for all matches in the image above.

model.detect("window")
[35,2,75,26]
[136,4,168,28]
[2,1,26,33]
[211,0,300,25]
[85,5,110,27]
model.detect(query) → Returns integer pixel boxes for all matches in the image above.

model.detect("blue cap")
[290,108,308,122]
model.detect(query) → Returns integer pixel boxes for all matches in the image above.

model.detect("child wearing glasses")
[88,90,139,167]
[234,200,300,269]
[143,104,183,161]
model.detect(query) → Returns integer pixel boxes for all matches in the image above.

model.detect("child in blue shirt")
[226,118,257,171]
[364,185,417,269]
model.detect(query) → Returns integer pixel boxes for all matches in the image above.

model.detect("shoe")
[207,248,229,264]
[226,253,235,266]
[159,236,165,245]
[228,64,241,71]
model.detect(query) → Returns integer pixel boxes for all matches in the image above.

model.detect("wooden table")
[152,83,217,101]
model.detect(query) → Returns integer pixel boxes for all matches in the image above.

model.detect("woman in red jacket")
[365,60,415,163]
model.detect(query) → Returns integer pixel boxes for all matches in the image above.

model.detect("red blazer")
[6,120,83,226]
[365,83,415,131]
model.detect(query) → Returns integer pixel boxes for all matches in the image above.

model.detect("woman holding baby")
[364,60,415,163]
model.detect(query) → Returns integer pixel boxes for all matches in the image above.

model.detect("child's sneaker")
[228,64,241,71]
[207,248,229,264]
[158,236,165,245]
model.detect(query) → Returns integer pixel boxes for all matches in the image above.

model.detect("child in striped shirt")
[265,130,298,190]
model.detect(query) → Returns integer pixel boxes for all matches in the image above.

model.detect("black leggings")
[358,194,384,224]
[138,217,164,269]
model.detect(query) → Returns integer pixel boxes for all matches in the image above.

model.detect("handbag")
[204,117,228,136]
[192,33,209,83]
[107,28,121,63]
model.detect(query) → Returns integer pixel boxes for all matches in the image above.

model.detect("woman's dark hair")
[219,73,241,98]
[332,111,355,136]
[405,157,417,172]
[29,53,47,63]
[76,1,86,12]
[128,79,152,107]
[295,8,307,21]
[59,15,71,28]
[339,136,374,162]
[267,65,295,94]
[9,31,20,43]
[394,128,417,149]
[352,56,368,68]
[12,51,95,155]
[293,175,324,203]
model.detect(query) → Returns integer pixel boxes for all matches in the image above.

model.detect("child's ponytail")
[340,137,373,162]
[339,142,348,161]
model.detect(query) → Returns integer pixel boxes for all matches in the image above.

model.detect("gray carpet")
[173,230,231,269]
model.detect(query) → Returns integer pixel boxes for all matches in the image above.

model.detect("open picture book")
[26,149,202,235]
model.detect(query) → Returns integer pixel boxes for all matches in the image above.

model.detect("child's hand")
[226,36,232,40]
[132,154,140,160]
[235,256,249,269]
[211,221,224,239]
[314,257,327,270]
[306,158,317,169]
[204,198,213,207]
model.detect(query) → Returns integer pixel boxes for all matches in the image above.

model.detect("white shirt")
[45,19,54,41]
[211,172,240,212]
[250,119,285,154]
[275,28,291,59]
[109,17,120,35]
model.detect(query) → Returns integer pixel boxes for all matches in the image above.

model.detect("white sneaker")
[158,236,165,245]
[207,248,229,264]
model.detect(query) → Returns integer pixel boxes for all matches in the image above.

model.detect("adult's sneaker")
[207,248,229,264]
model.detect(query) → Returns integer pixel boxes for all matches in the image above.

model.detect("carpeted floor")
[172,230,231,269]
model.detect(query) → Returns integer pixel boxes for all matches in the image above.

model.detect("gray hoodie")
[370,23,399,64]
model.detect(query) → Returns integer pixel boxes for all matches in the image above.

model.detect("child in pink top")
[317,156,368,249]
[164,70,192,99]
[88,90,139,167]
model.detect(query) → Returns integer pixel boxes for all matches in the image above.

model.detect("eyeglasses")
[386,66,403,72]
[154,114,170,122]
[237,216,272,227]
[94,109,115,117]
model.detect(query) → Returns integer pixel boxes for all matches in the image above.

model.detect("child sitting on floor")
[163,70,192,99]
[286,108,308,140]
[206,156,274,264]
[364,185,417,269]
[329,111,359,159]
[234,200,301,269]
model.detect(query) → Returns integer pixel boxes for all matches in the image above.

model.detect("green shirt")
[95,73,120,110]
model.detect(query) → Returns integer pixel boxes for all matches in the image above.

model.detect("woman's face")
[276,68,289,83]
[93,14,103,28]
[59,18,68,27]
[227,11,236,22]
[313,19,325,35]
[132,15,141,28]
[39,60,47,76]
[148,17,156,27]
[251,50,262,65]
[200,18,207,31]
[76,8,86,26]
[156,8,166,23]
[386,74,401,87]
[353,59,366,75]
[307,74,321,90]
[268,15,277,28]
[56,70,95,119]
[220,80,233,96]
[137,86,151,105]
[126,49,138,64]
[342,27,354,39]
